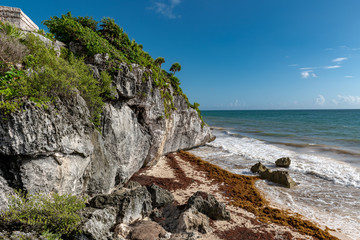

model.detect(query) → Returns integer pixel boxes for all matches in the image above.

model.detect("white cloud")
[301,70,318,78]
[301,71,311,78]
[300,67,313,70]
[332,57,347,63]
[324,65,341,69]
[316,95,325,105]
[344,76,354,78]
[150,0,182,19]
[337,95,360,105]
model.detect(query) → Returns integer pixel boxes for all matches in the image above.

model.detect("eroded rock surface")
[186,191,230,220]
[0,61,214,209]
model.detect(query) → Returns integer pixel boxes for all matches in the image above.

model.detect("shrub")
[0,34,29,73]
[43,13,124,60]
[23,34,105,126]
[0,191,86,237]
[75,16,98,31]
[0,21,25,40]
[0,33,106,127]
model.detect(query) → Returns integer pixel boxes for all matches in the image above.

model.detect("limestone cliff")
[0,52,214,209]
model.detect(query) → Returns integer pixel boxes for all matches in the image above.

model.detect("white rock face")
[0,61,214,208]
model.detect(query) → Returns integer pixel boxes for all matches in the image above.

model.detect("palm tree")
[169,62,181,75]
[154,57,165,76]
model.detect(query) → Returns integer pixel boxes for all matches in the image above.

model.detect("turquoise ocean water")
[189,110,360,239]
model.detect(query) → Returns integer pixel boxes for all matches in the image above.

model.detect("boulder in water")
[251,162,267,173]
[275,157,291,168]
[250,163,296,188]
[269,171,297,188]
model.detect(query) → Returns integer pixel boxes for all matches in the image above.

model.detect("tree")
[154,57,165,69]
[169,62,181,75]
[154,57,165,76]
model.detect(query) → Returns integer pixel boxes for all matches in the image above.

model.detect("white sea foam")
[207,131,360,188]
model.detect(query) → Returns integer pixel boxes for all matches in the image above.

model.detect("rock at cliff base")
[147,184,174,208]
[186,191,230,220]
[176,208,212,234]
[275,157,291,168]
[129,221,168,240]
[82,207,117,240]
[89,185,152,225]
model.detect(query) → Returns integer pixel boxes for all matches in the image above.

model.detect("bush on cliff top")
[0,26,110,126]
[0,14,205,125]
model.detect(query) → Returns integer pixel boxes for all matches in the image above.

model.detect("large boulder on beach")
[186,191,230,220]
[128,221,168,240]
[176,208,212,234]
[275,157,291,168]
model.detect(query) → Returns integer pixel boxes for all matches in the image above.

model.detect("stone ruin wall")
[0,6,38,31]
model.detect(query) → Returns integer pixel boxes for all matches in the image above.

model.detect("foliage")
[0,21,25,40]
[0,32,108,127]
[0,67,25,114]
[0,30,29,74]
[100,70,116,100]
[36,29,55,41]
[43,13,124,59]
[154,57,165,67]
[190,102,205,127]
[75,16,98,31]
[0,191,86,237]
[169,62,181,75]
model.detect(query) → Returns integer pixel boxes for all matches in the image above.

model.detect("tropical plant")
[169,62,181,75]
[75,16,98,31]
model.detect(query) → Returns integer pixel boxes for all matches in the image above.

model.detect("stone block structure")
[0,6,38,31]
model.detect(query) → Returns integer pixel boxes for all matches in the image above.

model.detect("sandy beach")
[131,151,350,240]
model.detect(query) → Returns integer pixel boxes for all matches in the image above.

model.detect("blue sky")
[3,0,360,110]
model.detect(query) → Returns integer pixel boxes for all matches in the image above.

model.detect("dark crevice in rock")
[0,154,25,190]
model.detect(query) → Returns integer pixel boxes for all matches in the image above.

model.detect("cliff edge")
[0,12,214,209]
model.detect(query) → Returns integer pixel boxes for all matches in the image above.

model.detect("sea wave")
[268,141,360,157]
[206,132,360,188]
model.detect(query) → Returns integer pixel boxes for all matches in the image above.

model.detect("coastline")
[131,151,347,240]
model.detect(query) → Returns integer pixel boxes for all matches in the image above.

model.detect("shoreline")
[131,151,347,240]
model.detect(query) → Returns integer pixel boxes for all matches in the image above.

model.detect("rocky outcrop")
[186,191,230,220]
[275,157,291,168]
[147,184,174,208]
[0,54,214,209]
[251,162,296,188]
[176,208,212,234]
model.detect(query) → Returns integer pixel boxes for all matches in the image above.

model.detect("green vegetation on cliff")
[0,13,204,125]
